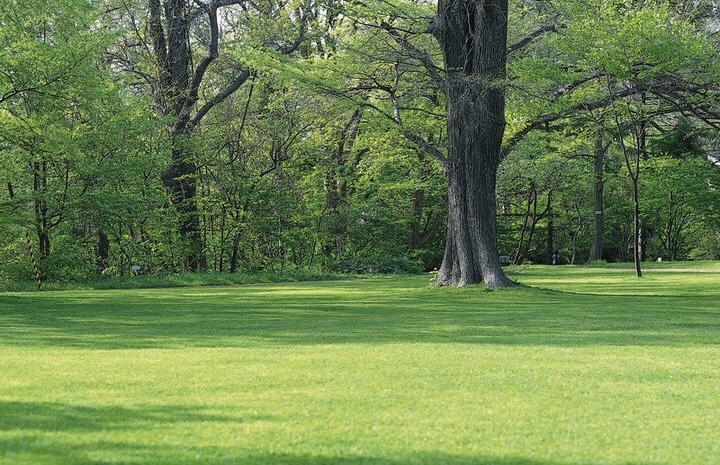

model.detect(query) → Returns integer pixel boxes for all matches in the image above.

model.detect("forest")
[1,0,719,286]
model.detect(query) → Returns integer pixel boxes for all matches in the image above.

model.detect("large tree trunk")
[433,0,514,289]
[151,0,204,270]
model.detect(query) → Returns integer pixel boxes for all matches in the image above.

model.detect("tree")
[197,75,321,272]
[502,0,720,270]
[430,0,514,288]
[144,0,252,270]
[119,0,314,271]
[0,0,122,280]
[329,0,571,284]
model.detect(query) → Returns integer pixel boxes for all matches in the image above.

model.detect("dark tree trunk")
[162,143,205,271]
[546,190,554,264]
[229,231,240,273]
[632,180,642,277]
[432,0,514,288]
[97,230,110,272]
[634,118,646,277]
[32,160,51,258]
[150,0,203,270]
[432,0,514,289]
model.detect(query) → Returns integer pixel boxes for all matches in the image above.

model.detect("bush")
[330,255,424,275]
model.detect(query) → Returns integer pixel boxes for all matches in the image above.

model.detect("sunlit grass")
[1,265,719,464]
[512,260,720,295]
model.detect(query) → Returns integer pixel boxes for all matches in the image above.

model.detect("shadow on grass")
[0,401,666,465]
[0,443,670,465]
[1,278,719,349]
[0,401,272,433]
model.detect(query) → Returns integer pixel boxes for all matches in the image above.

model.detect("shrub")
[330,255,424,275]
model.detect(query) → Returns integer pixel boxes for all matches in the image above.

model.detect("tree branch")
[148,0,168,85]
[502,85,639,157]
[508,24,557,55]
[173,2,221,132]
[188,68,252,130]
[380,21,444,88]
[403,131,446,168]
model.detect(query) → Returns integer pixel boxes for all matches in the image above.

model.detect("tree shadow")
[0,401,271,433]
[0,445,672,465]
[1,279,719,349]
[0,399,668,465]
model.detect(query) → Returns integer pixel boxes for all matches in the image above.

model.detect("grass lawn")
[1,264,719,464]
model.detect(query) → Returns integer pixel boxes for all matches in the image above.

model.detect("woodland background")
[1,0,719,283]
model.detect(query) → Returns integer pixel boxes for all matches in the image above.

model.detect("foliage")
[640,156,720,260]
[1,0,719,282]
[329,255,424,274]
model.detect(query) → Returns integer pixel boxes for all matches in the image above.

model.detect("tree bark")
[432,0,514,289]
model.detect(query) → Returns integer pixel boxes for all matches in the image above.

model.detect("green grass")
[1,264,719,465]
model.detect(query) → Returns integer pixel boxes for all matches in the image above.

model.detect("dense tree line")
[1,0,719,286]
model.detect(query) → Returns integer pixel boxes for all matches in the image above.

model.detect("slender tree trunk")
[321,109,362,259]
[513,182,536,265]
[588,133,605,262]
[433,0,514,289]
[409,189,425,251]
[610,88,644,278]
[32,159,51,258]
[635,118,646,274]
[546,190,554,264]
[408,187,444,252]
[632,177,642,277]
[571,219,582,265]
